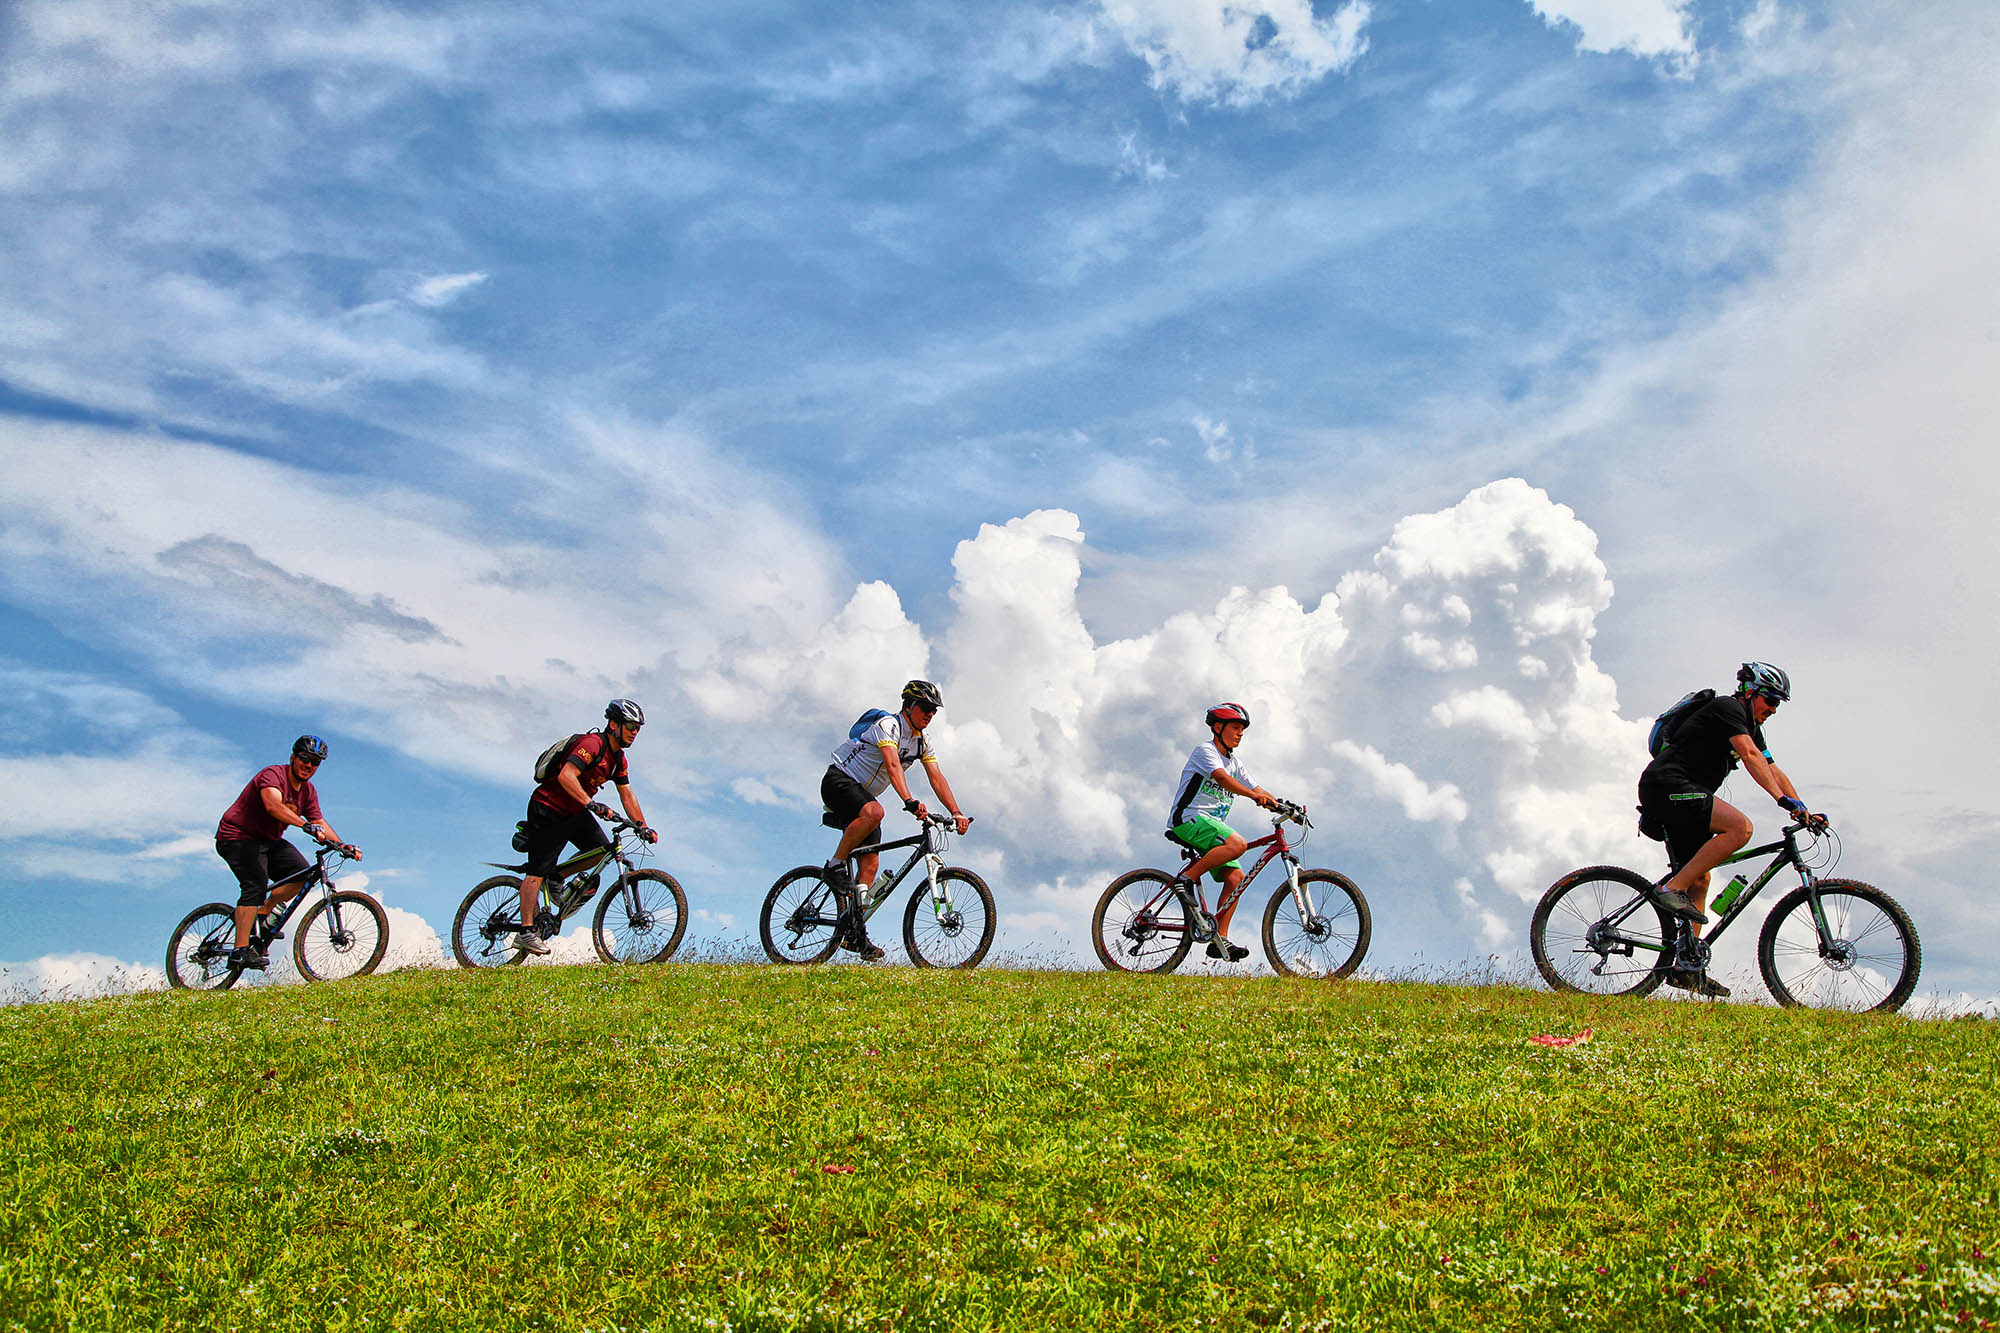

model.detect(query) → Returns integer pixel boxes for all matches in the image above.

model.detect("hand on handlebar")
[587,801,613,819]
[638,825,658,844]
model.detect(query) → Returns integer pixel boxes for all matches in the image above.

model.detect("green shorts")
[1168,815,1241,881]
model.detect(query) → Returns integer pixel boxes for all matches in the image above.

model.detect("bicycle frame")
[259,845,348,937]
[1597,821,1818,962]
[1157,813,1319,933]
[848,819,959,924]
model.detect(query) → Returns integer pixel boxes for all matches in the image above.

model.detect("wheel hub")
[1823,938,1856,971]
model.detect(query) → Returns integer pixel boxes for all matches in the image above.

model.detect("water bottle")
[1711,874,1749,916]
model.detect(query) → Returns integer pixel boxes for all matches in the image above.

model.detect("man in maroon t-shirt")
[215,734,360,971]
[513,699,657,955]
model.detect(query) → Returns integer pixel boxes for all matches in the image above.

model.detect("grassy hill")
[3,965,1996,1331]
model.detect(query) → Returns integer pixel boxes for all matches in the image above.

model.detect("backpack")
[533,732,587,784]
[848,708,893,740]
[1647,688,1716,757]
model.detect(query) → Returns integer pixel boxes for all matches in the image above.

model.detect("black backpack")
[1647,688,1715,757]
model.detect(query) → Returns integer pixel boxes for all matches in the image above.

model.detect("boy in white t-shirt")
[1165,702,1284,961]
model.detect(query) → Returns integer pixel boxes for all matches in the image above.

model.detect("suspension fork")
[1283,854,1313,918]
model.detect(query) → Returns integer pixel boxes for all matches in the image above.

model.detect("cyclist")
[214,735,360,972]
[1166,703,1287,963]
[1639,661,1824,996]
[821,679,972,960]
[514,699,658,956]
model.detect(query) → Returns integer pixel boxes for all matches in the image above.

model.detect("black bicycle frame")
[1604,822,1817,956]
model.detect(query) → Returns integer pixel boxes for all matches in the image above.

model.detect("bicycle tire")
[592,868,689,965]
[1530,865,1672,997]
[1757,878,1921,1013]
[1091,870,1195,974]
[452,874,527,969]
[166,902,243,991]
[1261,869,1371,979]
[759,866,843,965]
[292,891,390,982]
[902,867,996,969]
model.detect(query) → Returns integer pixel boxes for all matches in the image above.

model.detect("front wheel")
[1530,865,1673,997]
[452,875,526,969]
[1758,878,1921,1013]
[760,867,843,965]
[1091,870,1194,974]
[1262,870,1371,978]
[166,903,242,991]
[292,891,390,982]
[903,867,996,969]
[593,869,689,965]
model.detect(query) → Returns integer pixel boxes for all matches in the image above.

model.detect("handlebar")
[1269,799,1311,829]
[589,804,658,843]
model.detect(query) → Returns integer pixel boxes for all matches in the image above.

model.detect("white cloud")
[1526,0,1696,64]
[1096,0,1370,106]
[409,271,489,308]
[0,951,166,1004]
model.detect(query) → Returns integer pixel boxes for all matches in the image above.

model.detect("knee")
[857,802,885,828]
[236,885,268,908]
[1222,835,1248,858]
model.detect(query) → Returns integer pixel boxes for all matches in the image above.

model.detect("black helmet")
[902,679,943,711]
[1205,702,1251,729]
[605,698,646,727]
[292,734,329,762]
[1736,662,1791,702]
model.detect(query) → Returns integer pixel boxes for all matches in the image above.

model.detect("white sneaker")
[514,932,551,956]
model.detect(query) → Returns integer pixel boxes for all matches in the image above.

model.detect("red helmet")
[1205,702,1250,729]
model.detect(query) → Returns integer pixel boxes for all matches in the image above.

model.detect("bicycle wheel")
[593,869,689,965]
[452,875,527,969]
[166,903,243,991]
[1261,870,1371,979]
[759,867,843,965]
[1530,865,1672,997]
[291,891,390,982]
[1091,870,1195,974]
[1758,878,1921,1013]
[902,867,996,969]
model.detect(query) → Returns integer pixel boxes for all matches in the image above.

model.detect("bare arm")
[1731,735,1806,810]
[1210,768,1278,810]
[920,757,972,834]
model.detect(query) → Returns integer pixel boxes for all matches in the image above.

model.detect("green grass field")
[3,965,1995,1331]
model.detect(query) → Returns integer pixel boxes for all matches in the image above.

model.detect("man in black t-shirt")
[1639,662,1823,953]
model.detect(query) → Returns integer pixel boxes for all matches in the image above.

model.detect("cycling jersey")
[217,765,322,842]
[830,711,936,797]
[530,730,630,816]
[1642,693,1768,795]
[1168,742,1252,830]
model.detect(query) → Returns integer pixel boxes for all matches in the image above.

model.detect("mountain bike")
[452,807,688,968]
[1091,802,1371,978]
[760,813,994,967]
[166,839,386,990]
[1529,816,1921,1012]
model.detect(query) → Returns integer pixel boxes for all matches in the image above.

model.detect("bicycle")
[452,807,688,968]
[166,839,386,990]
[1529,816,1921,1012]
[760,813,994,967]
[1091,801,1371,978]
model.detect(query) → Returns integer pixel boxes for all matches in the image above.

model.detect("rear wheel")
[292,891,390,982]
[759,867,842,965]
[593,869,689,964]
[902,867,996,969]
[1758,878,1920,1013]
[1261,870,1371,978]
[452,875,526,969]
[166,903,242,991]
[1091,870,1195,974]
[1530,865,1672,997]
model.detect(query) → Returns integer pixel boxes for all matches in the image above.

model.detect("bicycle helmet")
[605,698,646,728]
[1736,662,1791,703]
[292,734,329,762]
[902,679,944,711]
[1205,702,1251,729]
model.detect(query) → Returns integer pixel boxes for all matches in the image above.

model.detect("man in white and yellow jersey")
[820,679,972,959]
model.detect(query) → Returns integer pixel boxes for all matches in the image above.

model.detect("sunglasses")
[295,754,324,767]
[1758,694,1782,709]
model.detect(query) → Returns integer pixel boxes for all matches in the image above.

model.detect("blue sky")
[3,0,1995,1007]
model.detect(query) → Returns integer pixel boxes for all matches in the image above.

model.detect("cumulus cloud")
[1526,0,1696,64]
[1096,0,1370,106]
[0,951,166,1004]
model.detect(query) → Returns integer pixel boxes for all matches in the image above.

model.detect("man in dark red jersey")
[514,699,657,956]
[214,734,360,971]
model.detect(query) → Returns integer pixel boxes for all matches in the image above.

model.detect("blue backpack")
[848,708,893,740]
[1647,688,1716,756]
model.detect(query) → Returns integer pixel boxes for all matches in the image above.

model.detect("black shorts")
[1639,780,1714,872]
[522,801,609,879]
[216,838,311,908]
[821,764,877,829]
